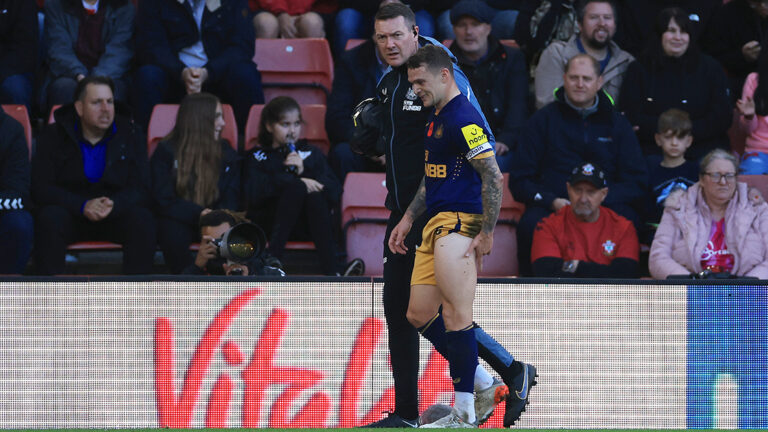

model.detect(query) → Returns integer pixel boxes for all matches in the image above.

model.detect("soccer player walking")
[388,44,505,428]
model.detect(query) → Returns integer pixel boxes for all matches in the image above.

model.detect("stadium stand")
[252,38,334,104]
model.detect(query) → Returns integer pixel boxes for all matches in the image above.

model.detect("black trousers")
[157,217,198,274]
[263,178,337,275]
[35,205,156,275]
[382,210,430,420]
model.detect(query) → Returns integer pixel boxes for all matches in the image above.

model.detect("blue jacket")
[44,0,135,80]
[510,87,647,210]
[135,0,254,83]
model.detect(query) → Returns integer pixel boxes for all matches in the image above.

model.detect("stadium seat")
[147,103,238,157]
[345,38,366,50]
[740,174,768,199]
[2,105,32,158]
[728,108,747,156]
[479,173,525,277]
[48,104,62,124]
[341,172,390,276]
[253,38,333,104]
[244,104,330,154]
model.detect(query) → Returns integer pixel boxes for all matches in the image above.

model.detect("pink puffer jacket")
[649,182,768,279]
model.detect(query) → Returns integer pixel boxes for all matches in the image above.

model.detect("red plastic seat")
[479,173,524,277]
[2,105,32,158]
[253,38,333,104]
[244,104,330,154]
[67,241,123,251]
[147,103,238,157]
[48,104,62,124]
[345,38,366,50]
[740,175,768,199]
[341,173,390,276]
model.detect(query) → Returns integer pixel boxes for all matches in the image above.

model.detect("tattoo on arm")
[404,176,427,221]
[469,156,503,233]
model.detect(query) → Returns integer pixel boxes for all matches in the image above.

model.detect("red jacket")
[249,0,337,15]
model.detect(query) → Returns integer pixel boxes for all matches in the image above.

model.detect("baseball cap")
[450,0,493,25]
[568,162,607,188]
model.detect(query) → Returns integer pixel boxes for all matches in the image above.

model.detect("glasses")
[703,172,737,183]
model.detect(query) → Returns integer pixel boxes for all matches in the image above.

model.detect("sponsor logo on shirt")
[461,124,488,149]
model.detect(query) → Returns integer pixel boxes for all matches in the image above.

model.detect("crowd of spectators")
[3,0,768,279]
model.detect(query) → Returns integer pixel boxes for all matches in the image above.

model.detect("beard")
[583,31,611,50]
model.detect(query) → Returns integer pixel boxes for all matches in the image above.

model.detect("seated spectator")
[243,96,355,276]
[449,0,528,172]
[531,162,639,277]
[649,149,768,279]
[326,37,386,183]
[183,209,285,276]
[619,7,732,161]
[510,53,646,276]
[33,76,155,275]
[43,0,134,110]
[513,0,577,63]
[704,0,768,97]
[134,0,263,131]
[615,0,722,58]
[736,46,768,174]
[151,93,241,274]
[250,0,336,39]
[0,108,33,274]
[438,0,521,41]
[334,0,436,55]
[534,0,633,109]
[645,108,699,242]
[0,1,38,113]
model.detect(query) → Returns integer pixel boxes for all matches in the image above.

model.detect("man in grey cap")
[530,162,640,277]
[449,0,529,172]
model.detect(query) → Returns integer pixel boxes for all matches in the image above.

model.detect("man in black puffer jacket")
[32,76,155,275]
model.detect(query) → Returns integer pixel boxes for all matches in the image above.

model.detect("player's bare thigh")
[406,284,442,328]
[435,232,477,331]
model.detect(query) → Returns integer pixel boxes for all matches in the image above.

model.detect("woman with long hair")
[619,7,732,161]
[243,96,351,275]
[151,92,241,273]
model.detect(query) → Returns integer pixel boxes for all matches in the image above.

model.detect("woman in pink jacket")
[649,149,768,279]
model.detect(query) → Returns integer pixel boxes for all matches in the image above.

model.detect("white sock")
[454,391,476,424]
[474,364,494,391]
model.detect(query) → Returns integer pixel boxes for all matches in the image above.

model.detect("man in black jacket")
[511,54,646,276]
[449,0,528,172]
[33,76,156,275]
[0,108,33,274]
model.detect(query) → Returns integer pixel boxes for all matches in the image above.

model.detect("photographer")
[183,209,284,276]
[243,96,360,276]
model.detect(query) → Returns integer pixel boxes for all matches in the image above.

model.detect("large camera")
[210,222,267,268]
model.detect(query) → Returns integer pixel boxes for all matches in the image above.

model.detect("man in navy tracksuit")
[510,53,647,276]
[364,3,535,428]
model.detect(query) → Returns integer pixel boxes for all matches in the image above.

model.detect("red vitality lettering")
[154,288,453,428]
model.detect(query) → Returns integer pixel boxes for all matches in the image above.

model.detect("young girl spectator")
[243,96,345,275]
[250,0,336,39]
[151,93,241,273]
[736,43,768,174]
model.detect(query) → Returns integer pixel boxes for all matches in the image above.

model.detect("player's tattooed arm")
[469,156,503,233]
[404,176,427,222]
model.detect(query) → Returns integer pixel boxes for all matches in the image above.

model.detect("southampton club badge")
[602,239,616,256]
